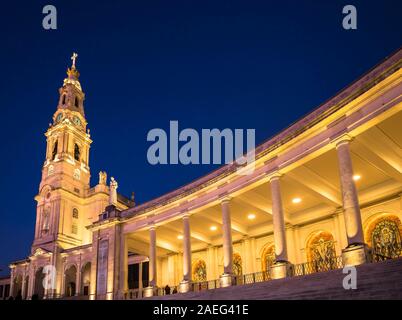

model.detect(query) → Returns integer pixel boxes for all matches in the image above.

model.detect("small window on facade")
[52,141,58,160]
[47,165,54,177]
[62,95,66,105]
[73,168,81,180]
[74,143,80,161]
[75,97,79,108]
[73,208,79,219]
[71,224,78,234]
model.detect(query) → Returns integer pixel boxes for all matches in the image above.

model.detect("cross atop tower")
[71,52,78,68]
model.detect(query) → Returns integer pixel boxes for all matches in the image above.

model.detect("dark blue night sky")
[0,0,401,275]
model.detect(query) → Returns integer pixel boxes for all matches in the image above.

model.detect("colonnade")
[142,136,370,296]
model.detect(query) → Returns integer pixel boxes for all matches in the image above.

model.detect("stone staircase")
[148,258,402,300]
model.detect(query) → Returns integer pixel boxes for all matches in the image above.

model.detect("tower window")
[72,208,79,219]
[62,94,66,105]
[71,224,78,234]
[74,144,80,161]
[52,141,58,160]
[75,97,79,108]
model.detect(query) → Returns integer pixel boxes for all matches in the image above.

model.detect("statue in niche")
[109,177,118,205]
[99,171,107,185]
[42,208,50,231]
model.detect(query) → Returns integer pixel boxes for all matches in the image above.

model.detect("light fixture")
[247,213,256,220]
[292,197,302,204]
[177,235,183,240]
[353,174,361,181]
[210,225,217,231]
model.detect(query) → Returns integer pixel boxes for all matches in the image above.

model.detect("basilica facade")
[8,49,402,300]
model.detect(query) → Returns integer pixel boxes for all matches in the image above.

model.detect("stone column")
[138,262,143,298]
[144,226,157,297]
[75,265,81,296]
[89,231,99,300]
[61,265,66,297]
[27,266,35,299]
[293,226,302,264]
[118,233,128,299]
[9,268,15,298]
[21,271,27,300]
[179,214,192,293]
[269,173,292,279]
[220,197,233,287]
[335,136,370,265]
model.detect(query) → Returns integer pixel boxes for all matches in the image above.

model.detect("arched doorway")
[306,231,337,272]
[192,260,207,282]
[81,262,91,296]
[12,274,23,298]
[34,268,45,299]
[366,215,402,260]
[261,244,276,272]
[64,265,77,297]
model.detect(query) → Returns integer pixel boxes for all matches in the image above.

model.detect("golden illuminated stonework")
[5,49,402,300]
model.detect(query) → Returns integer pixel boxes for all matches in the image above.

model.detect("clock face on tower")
[56,113,63,123]
[72,116,81,126]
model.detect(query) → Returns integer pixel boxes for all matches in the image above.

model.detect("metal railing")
[234,271,271,285]
[121,253,402,299]
[372,243,402,262]
[192,279,220,292]
[125,289,142,299]
[293,256,343,276]
[157,285,178,296]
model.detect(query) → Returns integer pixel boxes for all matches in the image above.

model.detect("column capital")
[147,223,157,231]
[220,196,232,204]
[181,210,192,219]
[285,223,293,230]
[331,133,354,148]
[268,171,283,182]
[332,208,343,217]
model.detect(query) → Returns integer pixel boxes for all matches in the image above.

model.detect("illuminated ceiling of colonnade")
[126,110,402,258]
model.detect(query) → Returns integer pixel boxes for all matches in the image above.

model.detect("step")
[146,258,402,300]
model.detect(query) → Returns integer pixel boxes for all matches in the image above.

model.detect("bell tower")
[33,53,93,251]
[41,53,91,192]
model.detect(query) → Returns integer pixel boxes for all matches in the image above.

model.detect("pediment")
[32,247,51,257]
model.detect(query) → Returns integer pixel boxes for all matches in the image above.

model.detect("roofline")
[9,258,30,266]
[121,46,402,218]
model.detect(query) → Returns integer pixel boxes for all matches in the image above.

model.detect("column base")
[270,261,293,279]
[342,243,372,266]
[178,280,192,293]
[143,286,155,298]
[219,273,233,288]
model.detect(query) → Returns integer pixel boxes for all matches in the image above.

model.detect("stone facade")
[7,50,402,299]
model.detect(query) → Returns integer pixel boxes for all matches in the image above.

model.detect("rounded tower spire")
[56,52,86,119]
[64,52,82,91]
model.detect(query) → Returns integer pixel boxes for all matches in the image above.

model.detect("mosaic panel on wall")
[233,253,242,276]
[192,260,207,282]
[307,231,337,272]
[368,216,402,260]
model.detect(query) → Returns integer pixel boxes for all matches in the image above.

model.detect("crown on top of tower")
[64,52,82,91]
